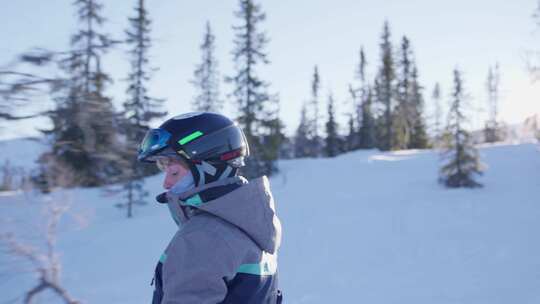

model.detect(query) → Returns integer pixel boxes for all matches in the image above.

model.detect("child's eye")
[171,172,178,176]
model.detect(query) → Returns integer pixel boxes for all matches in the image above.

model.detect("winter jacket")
[151,176,283,304]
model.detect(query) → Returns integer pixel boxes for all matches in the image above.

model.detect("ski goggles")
[138,128,174,162]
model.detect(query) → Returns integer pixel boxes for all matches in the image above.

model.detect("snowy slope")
[1,143,540,304]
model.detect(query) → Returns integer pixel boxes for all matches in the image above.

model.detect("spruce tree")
[259,104,285,175]
[408,65,429,149]
[484,63,501,143]
[325,93,340,157]
[375,21,396,151]
[346,47,368,151]
[308,65,322,157]
[117,176,148,218]
[431,82,443,146]
[345,112,356,152]
[439,68,484,188]
[358,86,377,149]
[356,48,368,97]
[228,0,282,178]
[350,47,376,149]
[294,103,311,158]
[124,0,165,129]
[119,0,166,217]
[192,22,222,112]
[392,36,413,150]
[73,0,119,180]
[42,0,119,187]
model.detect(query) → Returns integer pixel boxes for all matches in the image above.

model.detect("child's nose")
[163,177,173,190]
[163,172,179,190]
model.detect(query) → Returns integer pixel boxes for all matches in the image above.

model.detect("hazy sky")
[1,0,540,139]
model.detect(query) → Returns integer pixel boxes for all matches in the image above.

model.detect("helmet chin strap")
[194,161,237,187]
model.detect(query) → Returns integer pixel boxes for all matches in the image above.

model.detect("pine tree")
[116,176,148,218]
[42,0,119,187]
[358,86,377,149]
[73,0,120,180]
[344,89,357,153]
[294,103,311,158]
[392,36,413,150]
[484,63,501,143]
[408,65,429,149]
[346,47,368,151]
[228,0,282,178]
[349,47,376,149]
[345,112,355,152]
[40,67,90,187]
[356,48,368,96]
[431,82,443,146]
[192,22,222,112]
[259,104,285,175]
[325,93,340,157]
[308,65,322,157]
[375,21,396,151]
[439,68,484,188]
[124,0,166,130]
[119,0,166,217]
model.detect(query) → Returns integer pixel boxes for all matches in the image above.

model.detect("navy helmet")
[138,112,249,186]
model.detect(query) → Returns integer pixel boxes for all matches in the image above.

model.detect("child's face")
[161,160,191,190]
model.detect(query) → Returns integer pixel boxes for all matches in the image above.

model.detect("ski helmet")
[137,112,249,186]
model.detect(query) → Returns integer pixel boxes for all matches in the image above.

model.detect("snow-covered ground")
[1,142,539,304]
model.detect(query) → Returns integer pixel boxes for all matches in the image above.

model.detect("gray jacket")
[154,176,282,304]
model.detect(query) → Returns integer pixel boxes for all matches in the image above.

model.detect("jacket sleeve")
[161,228,240,304]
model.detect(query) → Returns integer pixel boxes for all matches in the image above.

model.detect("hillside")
[1,143,539,304]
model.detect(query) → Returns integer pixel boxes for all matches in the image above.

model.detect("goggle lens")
[138,128,172,162]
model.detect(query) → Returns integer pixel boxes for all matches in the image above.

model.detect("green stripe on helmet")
[178,131,204,145]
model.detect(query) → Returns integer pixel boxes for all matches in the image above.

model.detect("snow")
[1,142,540,303]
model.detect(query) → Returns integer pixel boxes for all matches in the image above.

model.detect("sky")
[1,0,540,140]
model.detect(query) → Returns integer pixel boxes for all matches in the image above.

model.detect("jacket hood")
[173,176,282,254]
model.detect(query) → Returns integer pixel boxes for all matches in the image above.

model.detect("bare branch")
[0,193,81,304]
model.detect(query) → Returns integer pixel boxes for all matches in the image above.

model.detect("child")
[137,112,283,304]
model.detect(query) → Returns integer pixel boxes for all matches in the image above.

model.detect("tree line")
[0,0,506,196]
